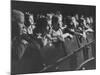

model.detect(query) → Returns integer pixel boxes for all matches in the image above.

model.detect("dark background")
[11,1,96,17]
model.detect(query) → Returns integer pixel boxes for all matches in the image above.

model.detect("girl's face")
[86,17,91,24]
[29,15,34,24]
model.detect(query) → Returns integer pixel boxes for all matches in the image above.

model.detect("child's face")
[29,15,34,24]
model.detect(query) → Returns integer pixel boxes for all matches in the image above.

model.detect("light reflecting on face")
[29,15,34,25]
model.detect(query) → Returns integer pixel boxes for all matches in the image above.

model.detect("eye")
[22,26,26,29]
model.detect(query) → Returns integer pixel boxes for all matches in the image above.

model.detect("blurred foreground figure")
[11,9,44,74]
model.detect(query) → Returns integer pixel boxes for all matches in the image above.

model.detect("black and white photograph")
[11,0,96,74]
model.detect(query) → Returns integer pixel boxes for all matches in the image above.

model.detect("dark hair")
[52,16,59,31]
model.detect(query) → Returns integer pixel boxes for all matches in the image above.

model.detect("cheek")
[29,19,34,24]
[20,17,24,23]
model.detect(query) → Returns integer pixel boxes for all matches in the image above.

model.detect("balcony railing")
[40,40,95,72]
